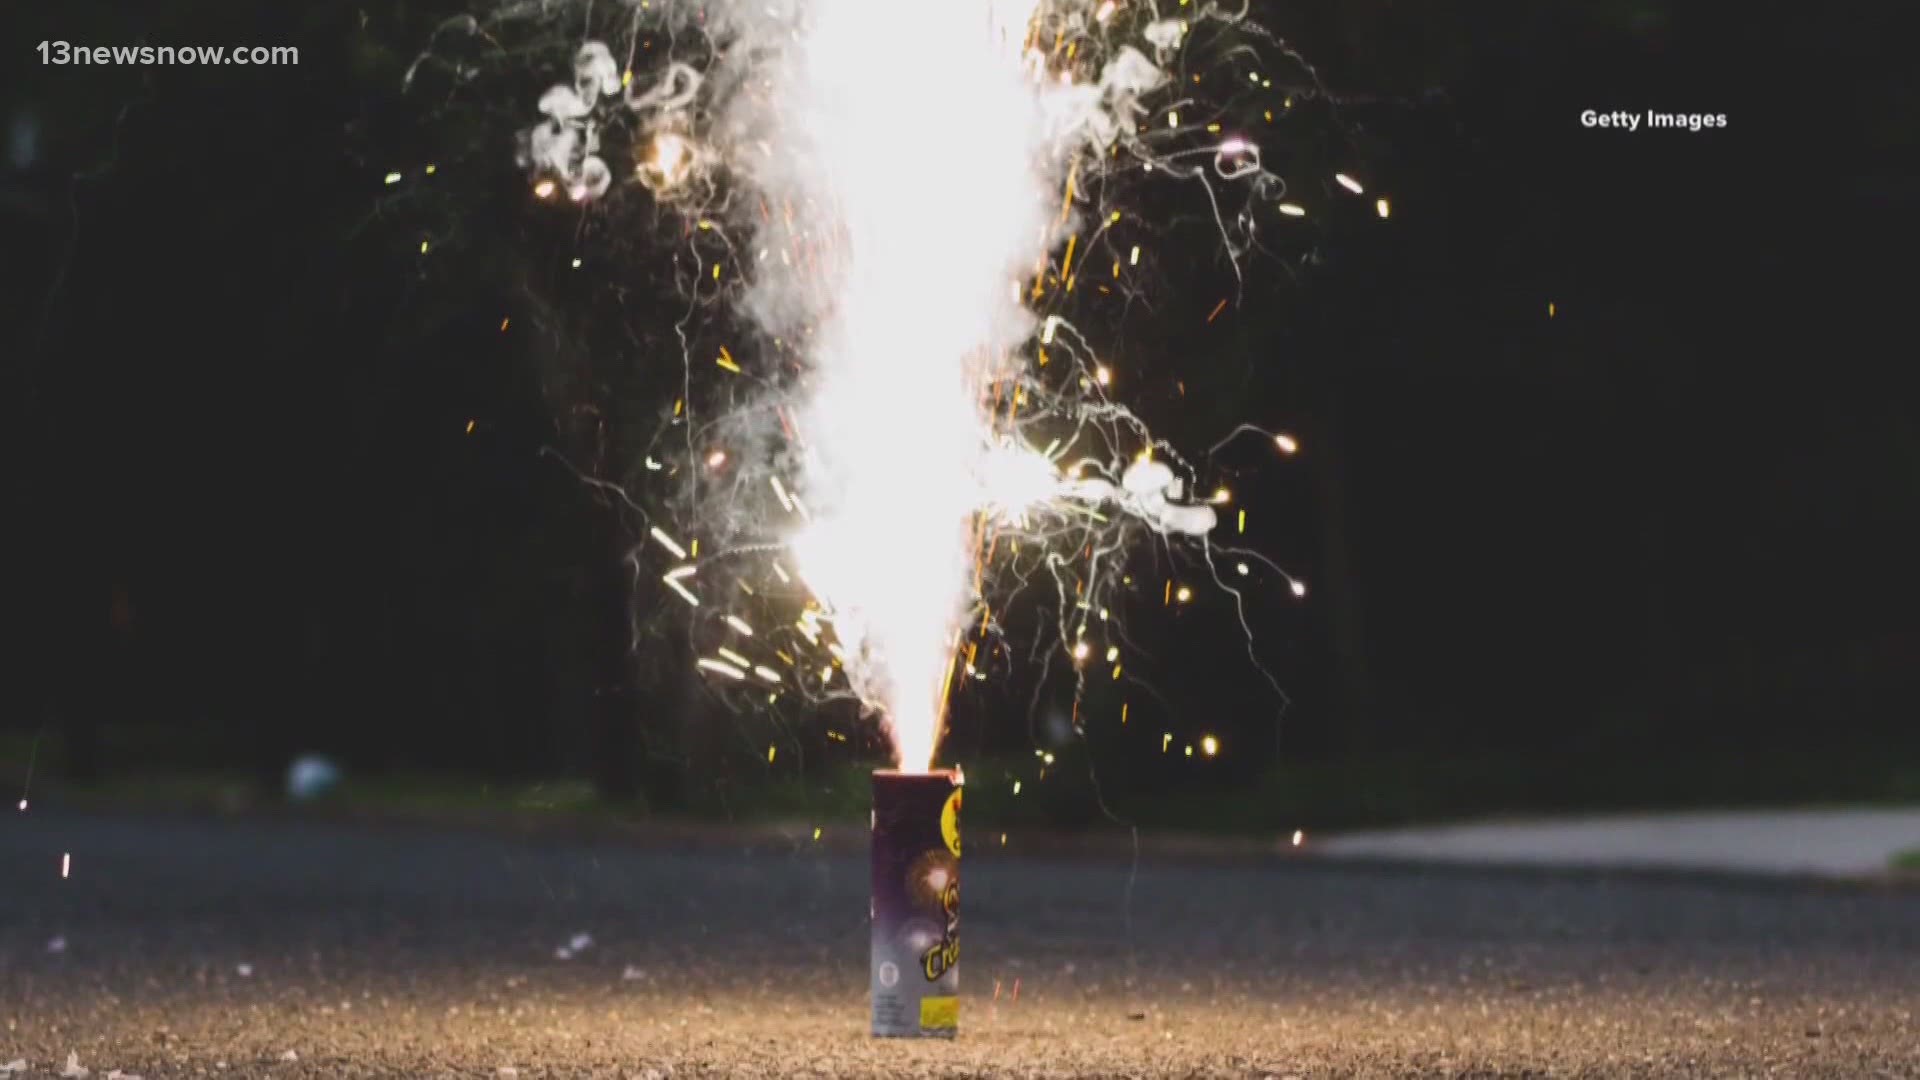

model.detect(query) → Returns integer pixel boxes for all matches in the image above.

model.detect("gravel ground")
[3,812,1918,1077]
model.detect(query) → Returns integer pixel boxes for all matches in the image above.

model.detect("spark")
[383,171,402,185]
[1236,562,1248,575]
[1072,641,1091,661]
[1212,487,1230,504]
[1201,734,1218,756]
[1291,829,1305,847]
[1335,172,1364,194]
[725,614,755,636]
[649,527,687,559]
[1274,433,1299,454]
[664,575,700,607]
[1375,197,1391,219]
[1175,585,1193,603]
[718,646,752,667]
[533,179,556,199]
[60,853,70,878]
[698,657,746,680]
[640,131,693,189]
[754,665,782,684]
[1105,645,1119,661]
[1277,202,1306,217]
[1290,580,1308,597]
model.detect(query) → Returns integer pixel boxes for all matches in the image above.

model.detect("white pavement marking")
[1314,808,1920,877]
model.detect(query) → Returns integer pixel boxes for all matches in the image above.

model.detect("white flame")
[783,0,1058,771]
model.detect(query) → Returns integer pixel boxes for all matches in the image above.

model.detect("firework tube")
[870,769,960,1037]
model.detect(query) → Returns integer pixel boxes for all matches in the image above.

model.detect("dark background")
[3,0,1914,825]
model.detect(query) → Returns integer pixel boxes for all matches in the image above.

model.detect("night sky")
[3,0,1914,797]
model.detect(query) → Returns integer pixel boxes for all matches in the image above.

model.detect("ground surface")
[3,813,1918,1078]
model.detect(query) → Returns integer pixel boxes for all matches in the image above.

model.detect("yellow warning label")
[940,789,961,857]
[920,995,959,1030]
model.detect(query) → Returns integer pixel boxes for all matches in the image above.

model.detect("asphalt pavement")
[4,812,1918,1077]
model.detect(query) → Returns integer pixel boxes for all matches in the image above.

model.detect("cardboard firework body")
[870,769,961,1037]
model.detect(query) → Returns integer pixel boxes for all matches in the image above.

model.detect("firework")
[870,769,961,1037]
[447,0,1334,773]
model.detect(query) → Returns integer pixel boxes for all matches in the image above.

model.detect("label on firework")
[870,769,960,1037]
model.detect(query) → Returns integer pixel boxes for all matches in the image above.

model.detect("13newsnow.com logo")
[38,41,300,66]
